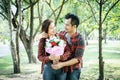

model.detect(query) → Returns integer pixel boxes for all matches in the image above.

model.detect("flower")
[45,36,66,56]
[46,36,64,48]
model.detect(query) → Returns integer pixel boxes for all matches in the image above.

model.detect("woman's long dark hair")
[41,19,53,33]
[41,19,53,49]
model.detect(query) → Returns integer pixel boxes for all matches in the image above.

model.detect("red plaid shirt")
[59,31,85,72]
[38,34,71,73]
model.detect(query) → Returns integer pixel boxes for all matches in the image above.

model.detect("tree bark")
[20,28,36,63]
[7,0,20,73]
[11,0,37,63]
[98,0,104,80]
[28,0,36,63]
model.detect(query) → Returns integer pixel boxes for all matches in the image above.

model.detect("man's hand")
[48,55,55,60]
[49,55,60,64]
[51,62,64,70]
[53,55,60,64]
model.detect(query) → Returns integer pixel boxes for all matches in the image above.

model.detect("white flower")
[54,38,60,43]
[45,36,66,48]
[46,42,52,48]
[58,40,64,47]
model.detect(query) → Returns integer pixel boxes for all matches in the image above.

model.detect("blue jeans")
[43,62,66,80]
[66,69,81,80]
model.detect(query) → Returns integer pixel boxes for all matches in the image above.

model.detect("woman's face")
[48,22,56,36]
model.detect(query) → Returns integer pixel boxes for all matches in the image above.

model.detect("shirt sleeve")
[37,38,50,63]
[75,35,85,62]
[59,31,71,61]
[60,43,71,61]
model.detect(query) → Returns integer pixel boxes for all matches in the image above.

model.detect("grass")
[81,40,120,80]
[0,40,120,80]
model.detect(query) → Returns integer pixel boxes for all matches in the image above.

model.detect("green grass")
[0,55,13,76]
[0,40,120,80]
[81,40,120,80]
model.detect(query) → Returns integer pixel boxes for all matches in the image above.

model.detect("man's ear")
[73,25,77,28]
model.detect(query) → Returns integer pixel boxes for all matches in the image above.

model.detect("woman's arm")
[37,38,51,63]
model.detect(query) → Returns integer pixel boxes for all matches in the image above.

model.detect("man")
[51,13,85,80]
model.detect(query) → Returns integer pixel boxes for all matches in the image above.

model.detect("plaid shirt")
[37,34,71,73]
[59,31,85,72]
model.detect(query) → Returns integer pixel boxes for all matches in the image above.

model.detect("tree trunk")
[11,41,20,73]
[7,0,20,73]
[104,28,107,44]
[20,28,36,63]
[98,0,104,80]
[28,0,36,63]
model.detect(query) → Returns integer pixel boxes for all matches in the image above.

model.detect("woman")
[38,19,71,80]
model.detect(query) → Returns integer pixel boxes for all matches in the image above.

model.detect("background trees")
[0,0,120,79]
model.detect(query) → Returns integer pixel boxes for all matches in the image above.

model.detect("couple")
[38,13,85,80]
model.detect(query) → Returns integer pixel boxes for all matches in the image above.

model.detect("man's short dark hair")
[65,13,79,28]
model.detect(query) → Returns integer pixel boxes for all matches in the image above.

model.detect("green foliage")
[0,19,10,42]
[0,0,10,19]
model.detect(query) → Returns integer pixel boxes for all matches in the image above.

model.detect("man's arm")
[62,58,79,66]
[52,58,79,70]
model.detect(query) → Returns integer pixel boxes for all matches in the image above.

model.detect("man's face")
[64,18,74,33]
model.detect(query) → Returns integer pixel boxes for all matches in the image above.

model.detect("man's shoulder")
[77,33,84,40]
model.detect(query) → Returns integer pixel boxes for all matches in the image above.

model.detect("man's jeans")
[43,63,66,80]
[66,68,81,80]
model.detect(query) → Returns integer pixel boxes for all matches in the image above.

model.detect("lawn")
[0,40,120,80]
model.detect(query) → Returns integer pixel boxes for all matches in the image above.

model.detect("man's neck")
[68,29,76,37]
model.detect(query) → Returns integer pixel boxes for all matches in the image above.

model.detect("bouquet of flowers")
[45,36,66,56]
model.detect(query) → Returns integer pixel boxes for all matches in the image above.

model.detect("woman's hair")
[41,19,53,33]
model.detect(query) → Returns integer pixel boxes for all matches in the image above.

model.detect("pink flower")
[45,36,66,56]
[45,45,66,56]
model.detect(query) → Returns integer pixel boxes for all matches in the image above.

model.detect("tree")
[86,0,120,79]
[0,0,21,73]
[45,0,68,25]
[1,0,68,64]
[11,0,39,63]
[103,4,120,43]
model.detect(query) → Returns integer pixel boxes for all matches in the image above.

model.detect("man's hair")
[65,13,79,28]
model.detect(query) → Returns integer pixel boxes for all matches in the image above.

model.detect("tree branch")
[23,0,30,4]
[80,11,97,24]
[48,0,68,18]
[96,0,100,4]
[0,12,8,19]
[45,0,56,18]
[55,0,66,25]
[87,0,99,25]
[102,0,109,4]
[22,0,39,12]
[33,1,43,39]
[102,0,120,23]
